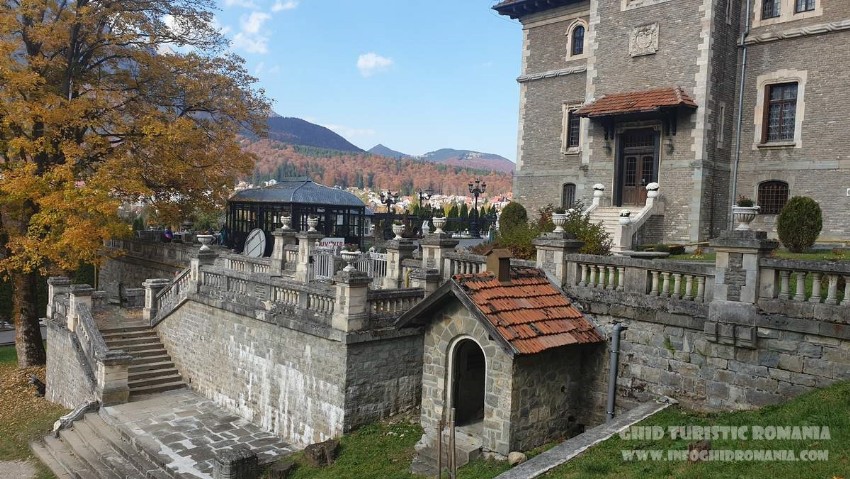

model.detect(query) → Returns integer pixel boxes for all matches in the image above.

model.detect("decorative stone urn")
[340,250,360,272]
[552,213,567,233]
[196,235,214,251]
[646,182,660,198]
[307,216,319,232]
[619,210,631,226]
[732,206,760,231]
[593,183,605,198]
[392,223,405,240]
[432,216,447,234]
[281,215,292,230]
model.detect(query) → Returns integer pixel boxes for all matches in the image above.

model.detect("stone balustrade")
[105,238,196,267]
[443,252,487,279]
[566,254,715,304]
[221,254,272,274]
[759,258,850,306]
[368,289,425,318]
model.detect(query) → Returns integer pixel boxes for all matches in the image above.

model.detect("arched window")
[571,25,585,56]
[562,183,576,209]
[757,180,789,214]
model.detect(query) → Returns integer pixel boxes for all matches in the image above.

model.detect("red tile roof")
[453,267,604,355]
[575,87,698,118]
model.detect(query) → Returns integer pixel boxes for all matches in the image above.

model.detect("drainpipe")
[730,0,753,226]
[606,322,627,422]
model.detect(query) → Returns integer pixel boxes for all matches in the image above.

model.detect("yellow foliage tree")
[0,0,269,367]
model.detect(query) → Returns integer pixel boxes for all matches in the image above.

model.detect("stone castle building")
[495,0,850,245]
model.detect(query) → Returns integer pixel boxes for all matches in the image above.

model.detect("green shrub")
[777,196,822,253]
[499,202,528,236]
[537,202,612,256]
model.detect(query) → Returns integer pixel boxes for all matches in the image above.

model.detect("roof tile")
[453,267,604,355]
[575,86,698,118]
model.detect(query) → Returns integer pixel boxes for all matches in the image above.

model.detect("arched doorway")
[451,339,486,426]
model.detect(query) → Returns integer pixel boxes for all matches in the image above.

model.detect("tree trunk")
[14,270,46,367]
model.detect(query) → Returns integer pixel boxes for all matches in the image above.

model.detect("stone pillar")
[382,238,417,289]
[294,231,324,283]
[97,350,133,406]
[410,268,442,295]
[331,270,371,332]
[706,230,778,348]
[191,248,218,284]
[270,226,298,273]
[532,232,585,287]
[68,284,94,331]
[142,278,171,321]
[46,276,71,319]
[213,446,259,479]
[420,233,459,280]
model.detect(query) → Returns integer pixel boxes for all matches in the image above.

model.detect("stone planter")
[432,217,447,234]
[618,216,631,226]
[392,223,405,240]
[732,206,760,231]
[646,182,660,198]
[340,250,360,272]
[281,215,292,230]
[196,235,214,251]
[552,213,567,233]
[307,216,319,232]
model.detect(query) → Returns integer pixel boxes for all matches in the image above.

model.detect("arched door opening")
[451,339,486,426]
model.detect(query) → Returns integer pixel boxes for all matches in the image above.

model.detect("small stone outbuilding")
[397,263,607,455]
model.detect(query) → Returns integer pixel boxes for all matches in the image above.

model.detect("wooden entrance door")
[618,129,658,206]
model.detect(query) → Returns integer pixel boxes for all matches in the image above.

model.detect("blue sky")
[213,0,522,161]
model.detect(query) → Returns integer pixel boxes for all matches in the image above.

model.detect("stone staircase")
[31,412,171,479]
[100,323,185,399]
[587,206,623,239]
[411,426,482,476]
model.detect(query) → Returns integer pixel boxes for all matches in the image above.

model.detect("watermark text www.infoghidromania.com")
[621,449,829,462]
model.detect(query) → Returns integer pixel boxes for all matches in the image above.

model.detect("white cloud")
[272,0,298,12]
[356,52,393,77]
[232,11,272,54]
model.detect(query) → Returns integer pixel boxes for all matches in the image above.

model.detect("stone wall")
[45,319,96,408]
[157,300,348,447]
[100,244,189,300]
[509,343,607,451]
[345,333,423,429]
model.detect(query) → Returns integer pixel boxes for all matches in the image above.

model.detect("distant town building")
[495,0,850,244]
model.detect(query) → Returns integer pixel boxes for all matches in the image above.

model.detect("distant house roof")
[397,267,604,355]
[493,0,584,19]
[575,87,698,118]
[229,177,365,207]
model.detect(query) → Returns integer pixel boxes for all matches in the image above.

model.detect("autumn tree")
[0,0,268,367]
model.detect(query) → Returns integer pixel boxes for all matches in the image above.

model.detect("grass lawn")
[277,381,850,479]
[544,381,850,478]
[0,345,68,479]
[669,248,849,263]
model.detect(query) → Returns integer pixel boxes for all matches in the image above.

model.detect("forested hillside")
[244,140,513,196]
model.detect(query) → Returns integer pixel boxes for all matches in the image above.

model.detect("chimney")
[485,249,512,283]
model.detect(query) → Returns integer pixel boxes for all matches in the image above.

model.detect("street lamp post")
[380,190,399,213]
[468,178,486,238]
[417,187,433,210]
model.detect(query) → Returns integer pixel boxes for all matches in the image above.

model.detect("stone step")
[130,354,172,366]
[101,330,158,340]
[30,440,74,479]
[106,336,163,348]
[71,420,147,479]
[129,373,184,389]
[411,432,482,476]
[84,413,173,479]
[130,381,186,399]
[130,367,180,381]
[99,325,151,334]
[39,434,94,479]
[130,360,177,373]
[117,346,168,358]
[60,427,123,479]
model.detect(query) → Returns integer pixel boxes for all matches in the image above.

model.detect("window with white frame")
[565,21,588,61]
[561,103,583,153]
[753,70,807,149]
[752,0,822,27]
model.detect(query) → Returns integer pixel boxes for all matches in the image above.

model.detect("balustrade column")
[661,272,671,297]
[825,274,840,305]
[683,275,694,301]
[606,266,616,290]
[778,270,791,300]
[589,265,598,288]
[579,264,588,287]
[617,267,626,291]
[696,276,706,302]
[650,271,660,295]
[808,272,822,303]
[793,272,807,302]
[672,273,682,299]
[842,276,850,306]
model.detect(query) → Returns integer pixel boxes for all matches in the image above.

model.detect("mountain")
[266,117,363,153]
[368,144,409,159]
[420,148,515,173]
